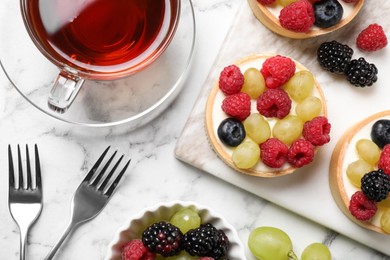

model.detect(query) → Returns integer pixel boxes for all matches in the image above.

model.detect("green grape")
[378,196,390,209]
[232,138,260,169]
[282,70,314,102]
[295,96,322,122]
[346,159,374,188]
[170,208,201,234]
[272,115,303,145]
[241,68,266,99]
[243,113,271,144]
[301,243,331,260]
[248,226,295,260]
[276,0,298,6]
[356,139,381,165]
[381,208,390,233]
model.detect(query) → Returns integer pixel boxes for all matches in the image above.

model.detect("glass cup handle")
[48,70,85,113]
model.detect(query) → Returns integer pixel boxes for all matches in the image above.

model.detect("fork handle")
[44,221,77,260]
[19,225,29,260]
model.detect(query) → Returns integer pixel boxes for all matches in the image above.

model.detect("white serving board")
[175,0,390,256]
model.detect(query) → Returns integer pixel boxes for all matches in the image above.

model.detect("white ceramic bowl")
[105,201,246,259]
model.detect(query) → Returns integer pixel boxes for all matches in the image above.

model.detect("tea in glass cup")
[20,0,180,112]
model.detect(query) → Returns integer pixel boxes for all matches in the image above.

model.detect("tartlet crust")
[205,54,327,178]
[329,110,390,234]
[247,0,365,39]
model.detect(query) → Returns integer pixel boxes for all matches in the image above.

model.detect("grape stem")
[288,250,299,260]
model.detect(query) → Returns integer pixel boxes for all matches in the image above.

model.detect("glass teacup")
[20,0,180,113]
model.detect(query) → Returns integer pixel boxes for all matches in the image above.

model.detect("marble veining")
[0,0,389,259]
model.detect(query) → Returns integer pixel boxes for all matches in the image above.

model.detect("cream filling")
[211,56,323,172]
[341,116,390,227]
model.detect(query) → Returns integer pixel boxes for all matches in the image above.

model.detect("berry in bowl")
[205,54,331,177]
[330,110,390,234]
[248,0,365,39]
[105,201,245,259]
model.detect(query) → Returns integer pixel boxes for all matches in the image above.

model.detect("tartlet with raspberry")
[330,111,390,234]
[205,54,330,177]
[248,0,364,39]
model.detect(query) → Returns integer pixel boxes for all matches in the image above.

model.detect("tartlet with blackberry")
[330,110,390,234]
[205,54,330,177]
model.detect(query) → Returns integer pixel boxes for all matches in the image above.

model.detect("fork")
[44,146,130,259]
[8,144,43,260]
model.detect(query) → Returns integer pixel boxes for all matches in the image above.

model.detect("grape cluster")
[248,226,331,260]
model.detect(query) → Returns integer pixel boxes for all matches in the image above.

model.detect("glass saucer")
[0,0,195,128]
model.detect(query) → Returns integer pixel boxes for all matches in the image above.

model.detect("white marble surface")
[0,0,389,259]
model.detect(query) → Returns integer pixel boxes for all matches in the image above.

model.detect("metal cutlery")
[8,144,43,260]
[44,146,130,259]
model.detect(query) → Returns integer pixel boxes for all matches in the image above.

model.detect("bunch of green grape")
[248,226,331,260]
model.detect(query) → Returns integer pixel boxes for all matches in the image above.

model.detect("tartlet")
[205,54,329,177]
[247,0,365,39]
[330,111,390,234]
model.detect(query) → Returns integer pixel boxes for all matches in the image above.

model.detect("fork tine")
[35,144,42,190]
[26,145,32,190]
[82,146,110,183]
[17,145,23,189]
[8,145,15,189]
[91,150,117,186]
[105,159,130,197]
[98,154,123,192]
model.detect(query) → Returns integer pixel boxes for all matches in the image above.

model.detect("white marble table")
[0,0,388,259]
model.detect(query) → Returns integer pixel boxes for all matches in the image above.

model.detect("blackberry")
[361,170,390,202]
[142,221,183,257]
[345,57,378,87]
[182,223,230,259]
[317,41,353,74]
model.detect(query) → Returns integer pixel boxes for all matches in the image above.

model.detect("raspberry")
[257,88,291,119]
[356,23,388,52]
[361,170,390,202]
[379,145,390,175]
[287,139,315,168]
[257,0,276,4]
[260,138,289,168]
[221,92,251,121]
[122,239,156,260]
[182,223,229,259]
[260,55,296,89]
[219,65,244,95]
[302,116,331,146]
[349,191,377,221]
[142,221,183,257]
[279,0,315,33]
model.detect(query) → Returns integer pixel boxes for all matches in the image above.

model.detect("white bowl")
[105,201,246,259]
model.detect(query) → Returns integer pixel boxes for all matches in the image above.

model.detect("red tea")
[24,0,178,76]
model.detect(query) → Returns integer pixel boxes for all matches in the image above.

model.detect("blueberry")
[313,0,344,28]
[217,118,245,147]
[371,119,390,149]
